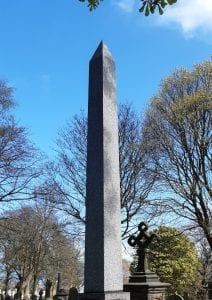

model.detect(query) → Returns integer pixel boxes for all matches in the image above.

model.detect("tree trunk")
[31,274,38,297]
[4,269,12,295]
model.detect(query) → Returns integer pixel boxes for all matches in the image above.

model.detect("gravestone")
[80,42,130,300]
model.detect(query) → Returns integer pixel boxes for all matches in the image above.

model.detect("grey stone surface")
[84,41,124,294]
[168,295,184,300]
[208,282,212,300]
[80,291,130,300]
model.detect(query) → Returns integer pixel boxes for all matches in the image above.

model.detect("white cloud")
[157,0,212,35]
[113,0,135,13]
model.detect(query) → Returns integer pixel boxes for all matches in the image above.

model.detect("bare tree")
[41,229,82,292]
[0,203,81,298]
[142,60,212,249]
[0,80,43,204]
[51,103,155,238]
[118,104,156,236]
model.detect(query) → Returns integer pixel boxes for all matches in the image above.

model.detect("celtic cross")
[128,222,156,273]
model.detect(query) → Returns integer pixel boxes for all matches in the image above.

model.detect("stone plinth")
[207,282,212,300]
[124,271,170,300]
[124,282,169,300]
[168,294,184,300]
[129,272,161,283]
[54,290,68,300]
[80,292,130,300]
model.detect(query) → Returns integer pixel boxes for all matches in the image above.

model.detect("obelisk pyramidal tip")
[83,42,129,300]
[90,41,113,61]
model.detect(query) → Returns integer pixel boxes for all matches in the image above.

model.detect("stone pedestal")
[168,294,184,300]
[80,291,130,300]
[207,282,212,300]
[53,290,68,300]
[124,271,170,300]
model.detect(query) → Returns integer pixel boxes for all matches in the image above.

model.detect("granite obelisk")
[83,42,129,300]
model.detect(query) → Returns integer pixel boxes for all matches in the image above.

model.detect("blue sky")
[0,0,211,157]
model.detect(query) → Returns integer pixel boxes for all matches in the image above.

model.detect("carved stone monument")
[124,222,170,300]
[80,42,130,300]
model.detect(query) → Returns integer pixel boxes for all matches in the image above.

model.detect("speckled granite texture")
[84,41,126,295]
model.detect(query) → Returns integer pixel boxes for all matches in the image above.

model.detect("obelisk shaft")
[84,42,123,293]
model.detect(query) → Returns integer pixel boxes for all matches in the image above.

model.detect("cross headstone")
[128,222,156,272]
[81,41,130,300]
[124,222,170,300]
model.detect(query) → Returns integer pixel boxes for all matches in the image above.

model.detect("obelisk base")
[80,291,130,300]
[207,282,212,300]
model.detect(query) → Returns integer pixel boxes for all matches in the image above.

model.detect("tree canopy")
[151,227,203,297]
[142,60,212,250]
[131,226,202,297]
[79,0,177,15]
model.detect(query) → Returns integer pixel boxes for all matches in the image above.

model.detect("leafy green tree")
[79,0,177,15]
[142,60,212,250]
[140,0,177,15]
[150,227,201,296]
[131,226,202,297]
